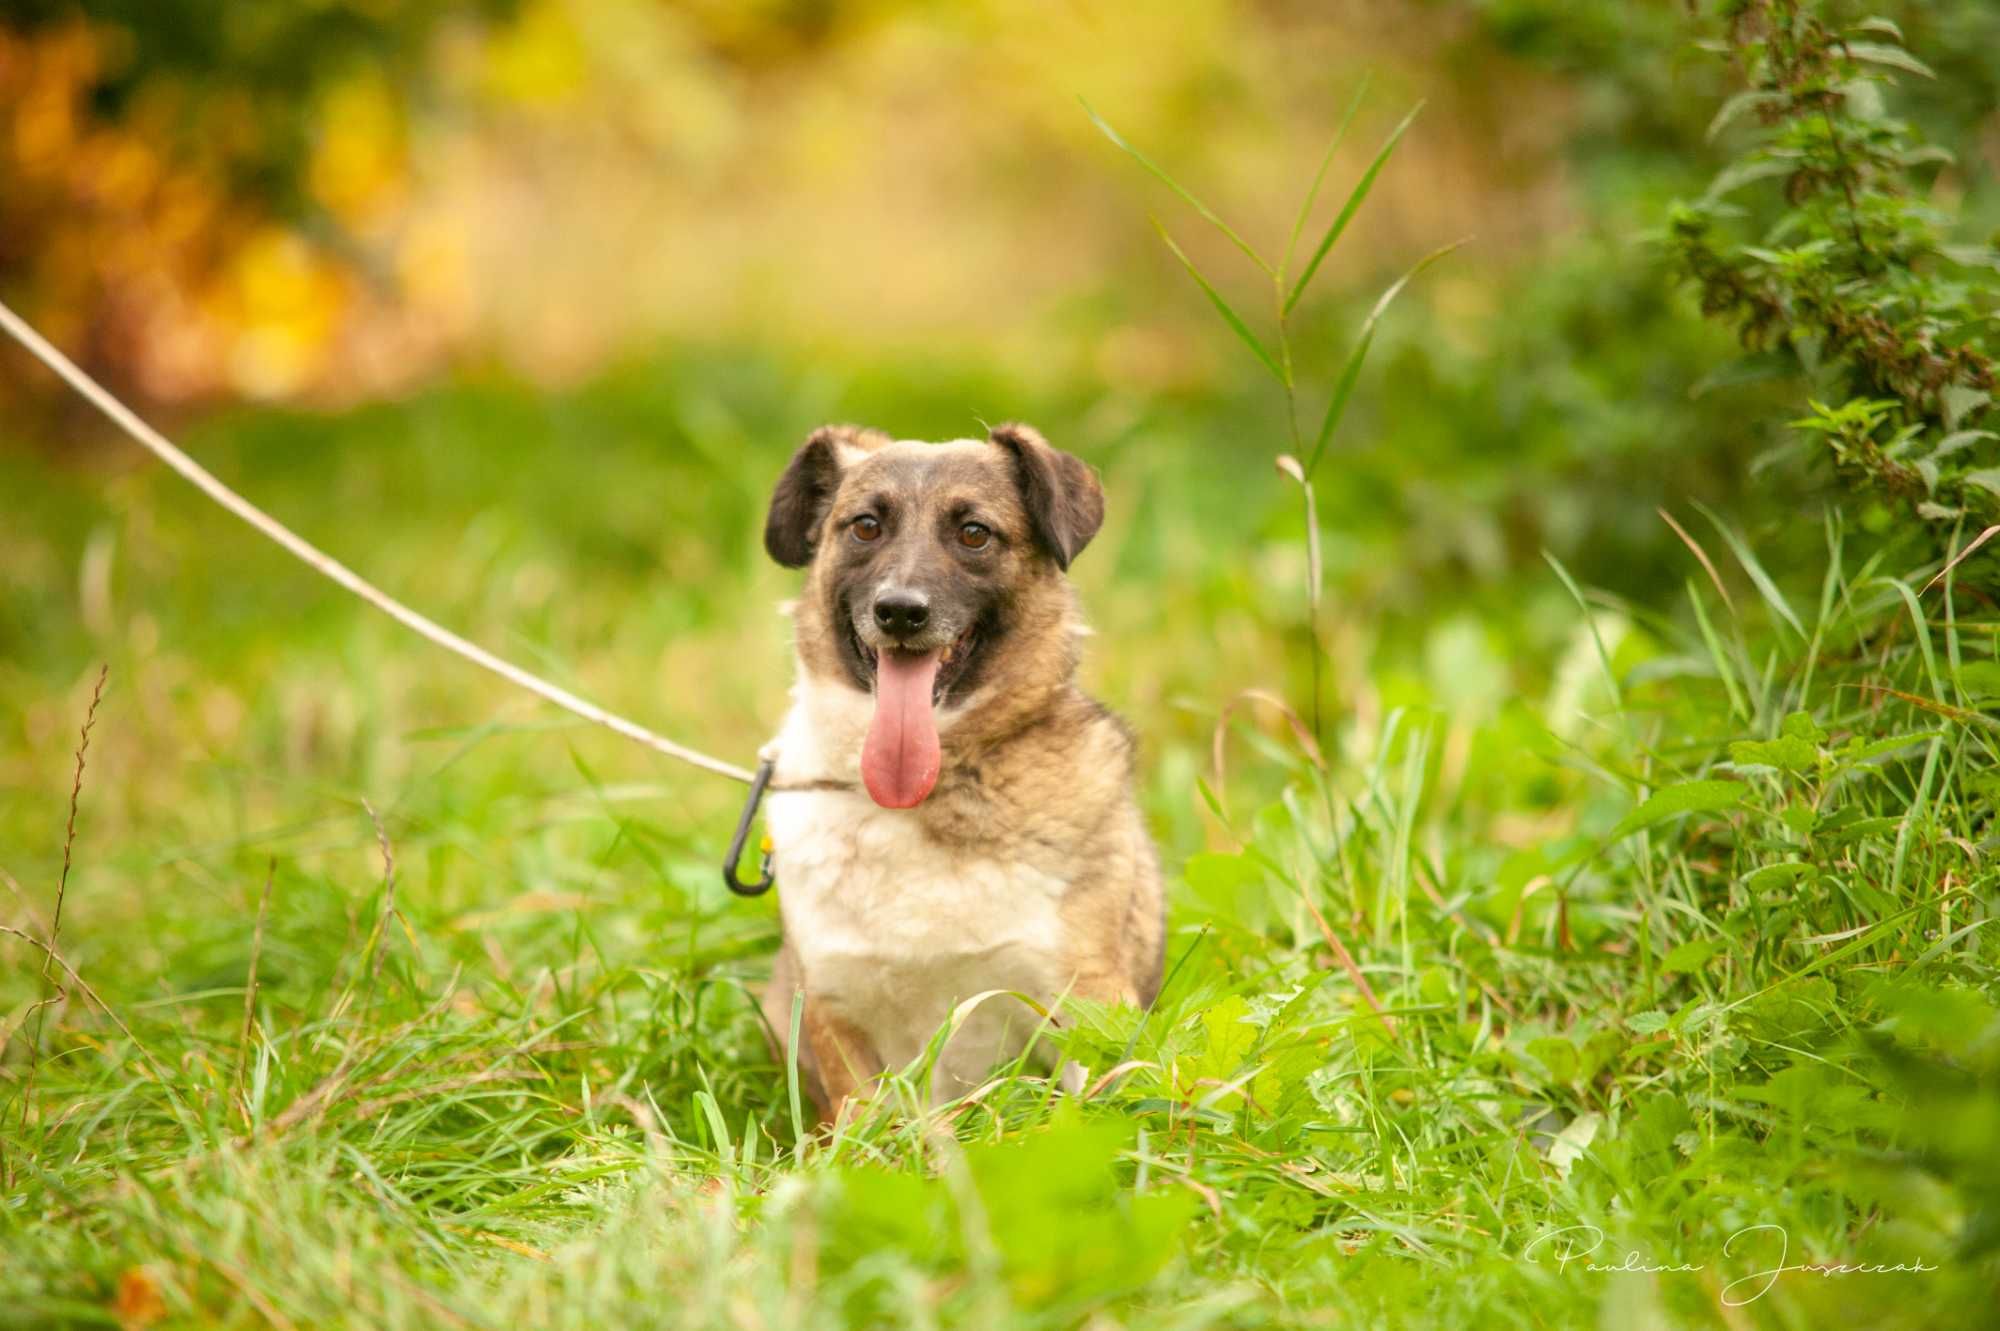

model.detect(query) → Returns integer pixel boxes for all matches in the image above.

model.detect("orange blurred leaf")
[113,1266,167,1330]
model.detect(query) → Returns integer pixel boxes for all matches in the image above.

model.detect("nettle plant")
[1667,0,2000,533]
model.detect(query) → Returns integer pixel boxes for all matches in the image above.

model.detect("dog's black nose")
[873,592,930,637]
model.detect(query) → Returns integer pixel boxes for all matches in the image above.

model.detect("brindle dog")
[757,422,1164,1116]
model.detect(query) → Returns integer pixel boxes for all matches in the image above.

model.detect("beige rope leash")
[0,298,756,787]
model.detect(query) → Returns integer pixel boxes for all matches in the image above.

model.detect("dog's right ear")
[764,430,844,568]
[764,426,883,567]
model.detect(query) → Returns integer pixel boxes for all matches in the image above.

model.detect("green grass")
[1,344,1996,1329]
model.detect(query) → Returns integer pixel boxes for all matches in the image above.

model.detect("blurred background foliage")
[3,2,2000,1325]
[4,0,1995,586]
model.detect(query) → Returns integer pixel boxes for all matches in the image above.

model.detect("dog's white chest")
[765,785,1072,1088]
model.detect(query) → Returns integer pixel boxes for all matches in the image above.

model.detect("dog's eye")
[958,522,991,550]
[851,515,882,542]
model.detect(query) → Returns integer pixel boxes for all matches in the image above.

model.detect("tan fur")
[757,426,1164,1118]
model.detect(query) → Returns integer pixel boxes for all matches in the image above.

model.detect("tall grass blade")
[1083,100,1271,275]
[1275,456,1322,613]
[1658,507,1736,613]
[1692,502,1805,639]
[1874,576,1945,701]
[1305,238,1465,477]
[1688,579,1749,719]
[785,989,806,1149]
[1888,736,1942,899]
[1543,551,1625,712]
[1920,523,1999,593]
[1797,508,1847,704]
[1286,101,1424,314]
[1153,219,1286,385]
[1283,76,1373,281]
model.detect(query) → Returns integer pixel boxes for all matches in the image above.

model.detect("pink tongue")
[862,649,943,808]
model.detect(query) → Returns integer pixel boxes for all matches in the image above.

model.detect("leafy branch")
[1667,0,2000,529]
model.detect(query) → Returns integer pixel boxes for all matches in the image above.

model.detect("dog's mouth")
[847,619,981,809]
[845,619,981,705]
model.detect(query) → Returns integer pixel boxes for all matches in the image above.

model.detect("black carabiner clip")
[722,757,776,896]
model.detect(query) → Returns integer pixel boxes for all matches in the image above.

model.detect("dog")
[756,422,1164,1117]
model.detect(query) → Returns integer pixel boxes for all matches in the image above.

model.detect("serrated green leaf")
[1940,385,1989,431]
[1837,730,1941,763]
[1628,1010,1670,1036]
[1929,429,1995,461]
[1736,978,1839,1041]
[1707,90,1787,141]
[1842,40,1935,79]
[1183,850,1265,921]
[1702,157,1796,203]
[1252,1042,1322,1119]
[1526,1036,1579,1084]
[1851,17,1903,42]
[1958,661,2000,699]
[1180,995,1258,1090]
[1662,938,1725,974]
[822,1169,955,1269]
[1819,814,1904,846]
[963,1110,1199,1305]
[1843,78,1886,121]
[1780,711,1826,744]
[1741,860,1815,893]
[1730,735,1819,771]
[1962,468,2000,499]
[1608,780,1745,841]
[1939,244,2000,271]
[1576,1028,1624,1082]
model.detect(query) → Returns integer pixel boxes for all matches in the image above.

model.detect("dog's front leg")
[801,999,884,1122]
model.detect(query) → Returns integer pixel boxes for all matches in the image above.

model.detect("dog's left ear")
[989,423,1104,571]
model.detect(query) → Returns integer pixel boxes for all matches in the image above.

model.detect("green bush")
[1669,0,1999,531]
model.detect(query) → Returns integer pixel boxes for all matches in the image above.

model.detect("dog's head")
[764,422,1105,808]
